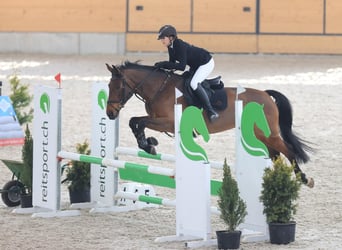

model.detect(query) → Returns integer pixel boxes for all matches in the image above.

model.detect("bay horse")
[105,61,314,188]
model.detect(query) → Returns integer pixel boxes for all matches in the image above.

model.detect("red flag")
[54,73,61,84]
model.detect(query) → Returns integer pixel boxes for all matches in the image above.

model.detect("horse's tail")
[265,89,312,164]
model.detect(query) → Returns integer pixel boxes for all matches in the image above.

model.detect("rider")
[154,25,219,122]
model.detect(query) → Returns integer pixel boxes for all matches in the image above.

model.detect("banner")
[0,96,24,146]
[91,83,116,206]
[33,86,60,210]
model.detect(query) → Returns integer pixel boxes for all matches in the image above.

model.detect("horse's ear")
[106,63,113,72]
[106,63,122,76]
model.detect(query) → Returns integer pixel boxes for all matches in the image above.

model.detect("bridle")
[107,67,170,112]
[107,75,134,112]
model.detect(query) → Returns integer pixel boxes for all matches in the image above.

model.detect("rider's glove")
[154,61,170,69]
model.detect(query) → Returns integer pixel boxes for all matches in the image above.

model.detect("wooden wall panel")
[0,0,126,32]
[193,0,256,32]
[128,0,191,32]
[126,33,257,53]
[260,0,324,33]
[1,0,342,54]
[326,0,342,34]
[126,34,162,52]
[181,34,257,53]
[259,35,342,54]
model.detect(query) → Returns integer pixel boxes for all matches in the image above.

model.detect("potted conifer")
[216,159,247,249]
[64,140,91,203]
[259,156,301,244]
[20,124,34,207]
[0,75,34,207]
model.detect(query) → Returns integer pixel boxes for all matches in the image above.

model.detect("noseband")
[107,75,134,110]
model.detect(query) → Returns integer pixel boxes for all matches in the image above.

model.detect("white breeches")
[190,58,214,90]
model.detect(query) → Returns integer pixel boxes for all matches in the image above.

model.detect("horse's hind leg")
[293,161,314,188]
[129,117,158,155]
[268,148,280,160]
[262,134,314,188]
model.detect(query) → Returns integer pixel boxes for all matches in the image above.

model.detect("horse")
[105,61,314,188]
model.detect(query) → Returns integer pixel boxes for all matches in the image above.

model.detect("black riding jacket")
[162,38,212,72]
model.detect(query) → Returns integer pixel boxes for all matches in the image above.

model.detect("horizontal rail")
[58,151,175,177]
[115,191,220,214]
[115,147,224,169]
[58,150,222,196]
[115,191,176,207]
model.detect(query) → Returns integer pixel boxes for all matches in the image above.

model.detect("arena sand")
[0,53,341,250]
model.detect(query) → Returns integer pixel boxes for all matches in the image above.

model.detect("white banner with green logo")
[33,86,60,210]
[235,100,270,241]
[90,83,116,206]
[175,105,211,240]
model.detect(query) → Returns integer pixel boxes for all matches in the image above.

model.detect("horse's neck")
[135,70,183,101]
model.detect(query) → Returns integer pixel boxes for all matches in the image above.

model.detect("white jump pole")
[154,104,214,248]
[115,146,223,169]
[12,85,80,217]
[13,83,118,217]
[234,91,270,242]
[69,83,117,210]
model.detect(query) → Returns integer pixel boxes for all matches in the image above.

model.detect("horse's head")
[106,61,174,120]
[105,63,133,120]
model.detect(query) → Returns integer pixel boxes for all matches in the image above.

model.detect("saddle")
[183,74,228,111]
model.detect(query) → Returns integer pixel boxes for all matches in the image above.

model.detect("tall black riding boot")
[194,84,219,122]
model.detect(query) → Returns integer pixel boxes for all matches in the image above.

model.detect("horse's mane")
[120,60,156,71]
[118,60,182,80]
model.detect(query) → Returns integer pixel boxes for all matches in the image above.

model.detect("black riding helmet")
[157,25,177,40]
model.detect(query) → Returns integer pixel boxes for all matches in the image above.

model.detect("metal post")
[56,87,62,210]
[113,117,119,205]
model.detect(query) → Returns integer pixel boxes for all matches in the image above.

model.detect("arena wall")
[0,0,341,54]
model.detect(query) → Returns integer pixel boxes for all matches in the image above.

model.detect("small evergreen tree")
[9,75,33,125]
[260,156,301,223]
[65,141,91,192]
[21,124,33,193]
[217,159,247,231]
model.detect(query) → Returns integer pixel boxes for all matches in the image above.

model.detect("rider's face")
[160,36,171,47]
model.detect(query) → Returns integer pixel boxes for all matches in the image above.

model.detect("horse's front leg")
[129,117,159,155]
[129,116,174,155]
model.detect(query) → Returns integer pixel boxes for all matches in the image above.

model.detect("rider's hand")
[154,61,169,69]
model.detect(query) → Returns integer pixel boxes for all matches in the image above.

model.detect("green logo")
[180,106,210,162]
[97,90,108,110]
[240,102,270,157]
[40,93,50,114]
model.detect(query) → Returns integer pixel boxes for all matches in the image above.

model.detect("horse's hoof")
[142,144,156,155]
[147,137,158,146]
[147,145,157,155]
[306,177,314,188]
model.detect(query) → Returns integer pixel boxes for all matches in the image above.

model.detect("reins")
[130,68,159,103]
[122,68,172,106]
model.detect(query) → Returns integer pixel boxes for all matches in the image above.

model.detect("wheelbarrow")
[1,159,71,207]
[0,159,26,207]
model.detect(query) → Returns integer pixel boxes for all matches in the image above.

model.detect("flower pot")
[269,221,296,244]
[69,188,90,204]
[20,193,33,208]
[216,230,241,249]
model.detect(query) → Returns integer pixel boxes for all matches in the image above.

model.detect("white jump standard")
[18,83,270,247]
